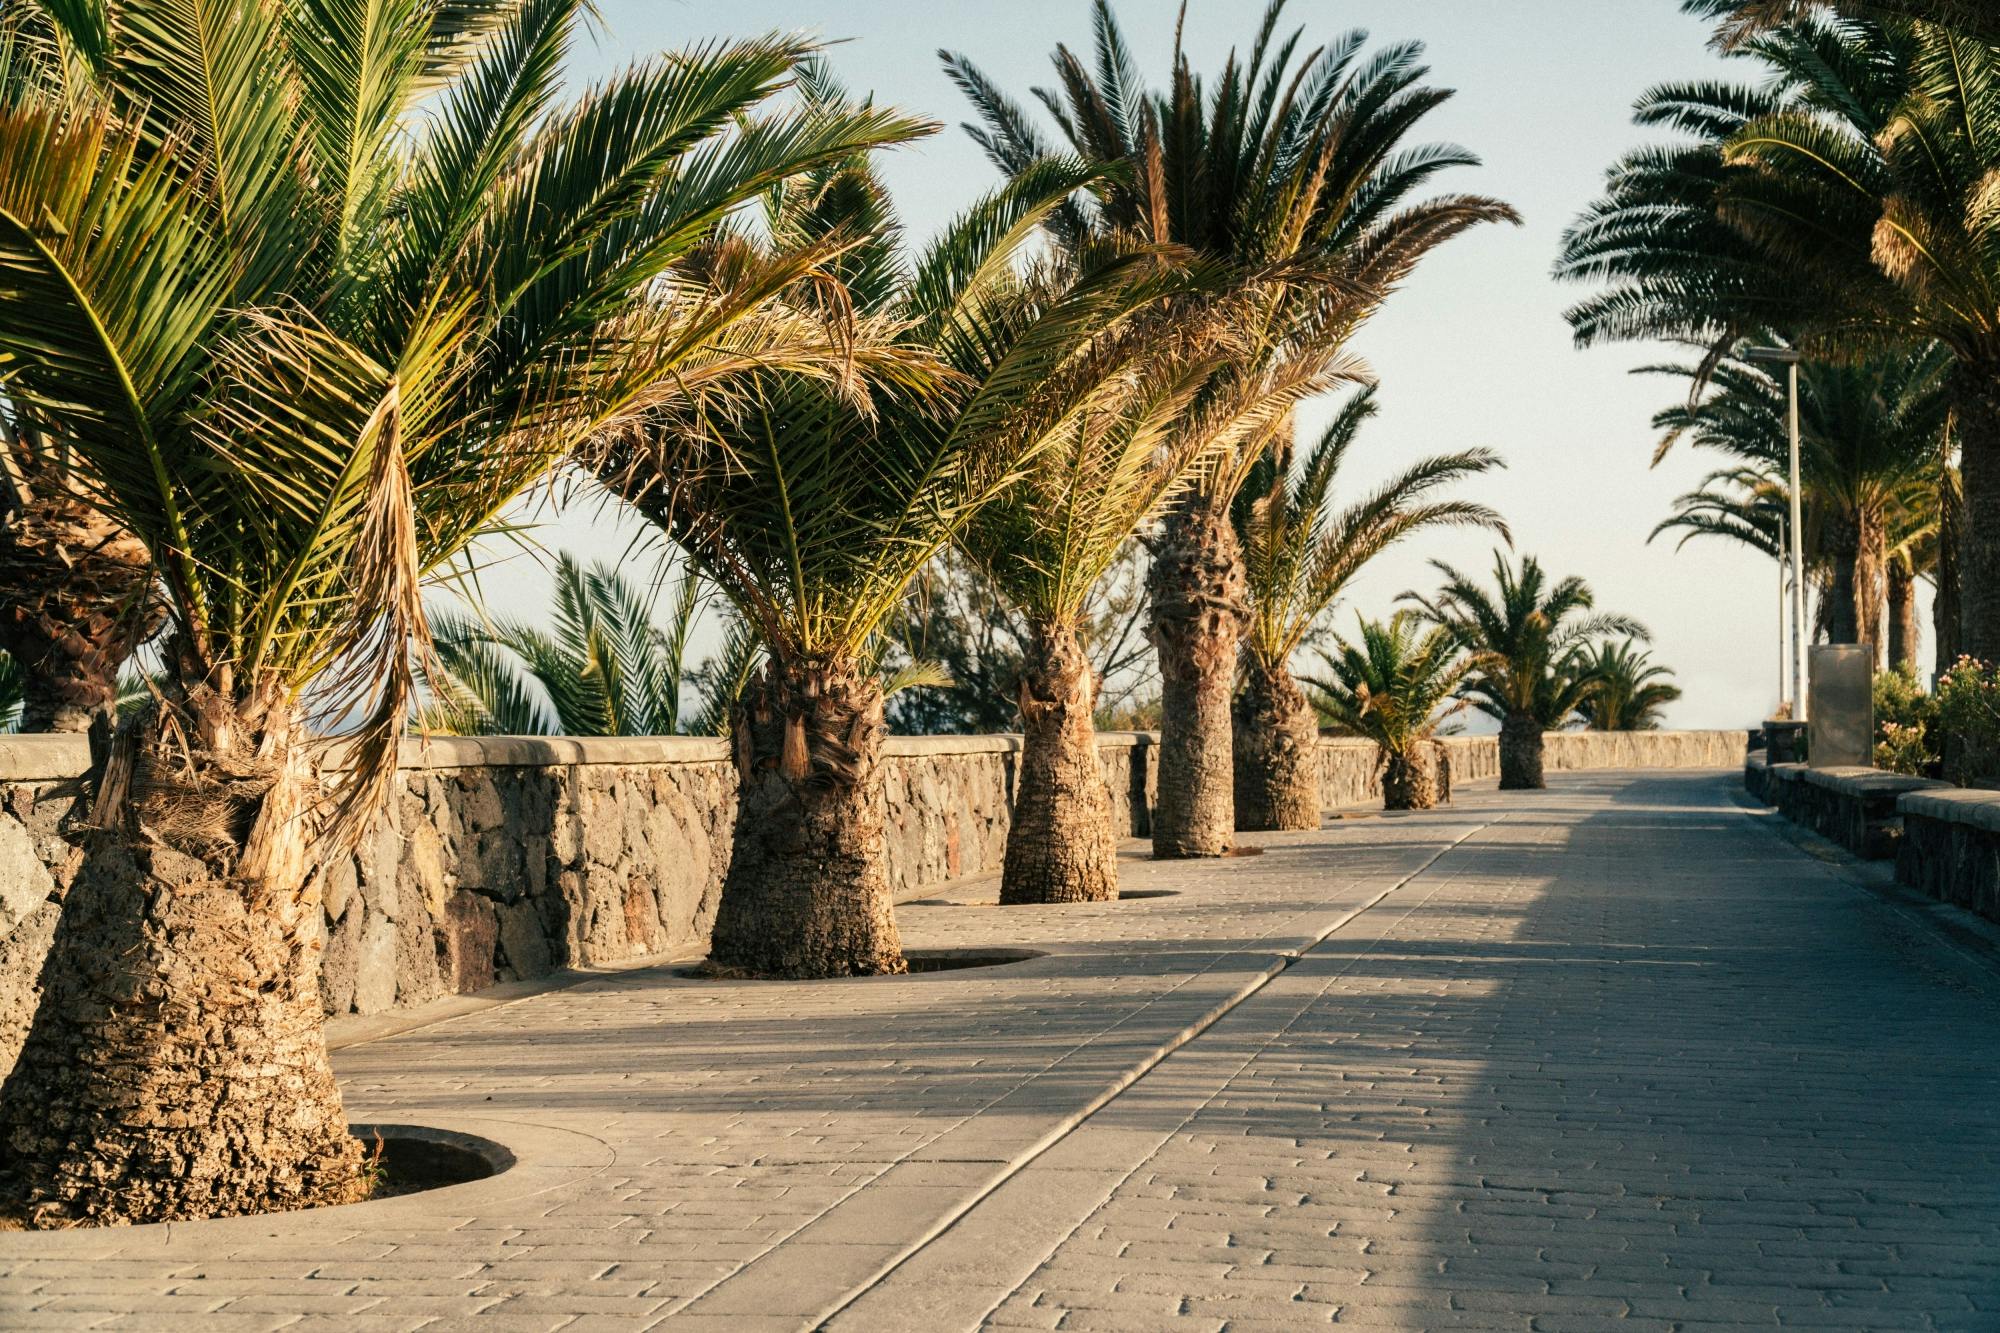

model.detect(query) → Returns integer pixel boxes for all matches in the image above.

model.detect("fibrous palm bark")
[1381,746,1439,811]
[0,472,154,736]
[1887,557,1918,671]
[1233,654,1319,831]
[0,684,363,1223]
[1148,501,1247,857]
[1002,621,1116,905]
[1499,711,1546,790]
[1957,373,2000,663]
[709,662,904,976]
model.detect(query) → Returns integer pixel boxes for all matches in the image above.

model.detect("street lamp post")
[1746,346,1806,720]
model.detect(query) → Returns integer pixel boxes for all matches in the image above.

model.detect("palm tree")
[1307,612,1470,811]
[946,0,1516,857]
[956,296,1317,904]
[1576,640,1684,731]
[0,2,923,1225]
[1691,0,2000,46]
[1559,14,2000,661]
[1646,342,1949,652]
[1408,554,1646,789]
[427,552,701,737]
[595,81,1185,974]
[1232,387,1505,830]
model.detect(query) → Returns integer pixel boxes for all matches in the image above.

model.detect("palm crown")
[1576,639,1683,731]
[427,552,701,738]
[1307,611,1470,755]
[944,0,1517,507]
[603,73,1209,684]
[0,0,924,811]
[1235,386,1507,673]
[1408,553,1646,728]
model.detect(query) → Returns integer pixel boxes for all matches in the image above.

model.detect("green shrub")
[1935,657,2000,785]
[1872,666,1938,774]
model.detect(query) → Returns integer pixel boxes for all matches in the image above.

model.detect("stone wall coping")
[0,724,1750,781]
[1898,786,2000,831]
[0,733,90,781]
[1801,766,1950,798]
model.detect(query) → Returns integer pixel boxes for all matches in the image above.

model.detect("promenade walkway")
[3,772,1998,1331]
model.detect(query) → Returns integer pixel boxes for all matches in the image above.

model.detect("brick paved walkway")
[3,772,1997,1331]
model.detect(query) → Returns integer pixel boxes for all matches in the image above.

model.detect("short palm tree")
[1408,554,1646,790]
[957,299,1320,904]
[0,2,922,1225]
[1232,387,1505,831]
[1307,612,1471,811]
[946,0,1516,857]
[1575,640,1683,731]
[428,552,701,737]
[596,87,1183,975]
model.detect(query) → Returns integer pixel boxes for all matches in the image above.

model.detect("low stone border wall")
[1747,759,1948,859]
[0,726,1745,1068]
[1896,788,2000,924]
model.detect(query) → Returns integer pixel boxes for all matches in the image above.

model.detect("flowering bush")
[1872,666,1938,775]
[1934,657,2000,785]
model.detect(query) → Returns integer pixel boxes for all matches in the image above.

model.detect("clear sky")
[493,0,1847,730]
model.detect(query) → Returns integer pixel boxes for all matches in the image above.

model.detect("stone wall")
[0,726,1743,1068]
[1897,787,2000,924]
[1746,757,1947,859]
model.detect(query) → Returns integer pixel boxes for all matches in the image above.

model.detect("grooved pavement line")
[820,813,1502,1332]
[673,816,1503,1327]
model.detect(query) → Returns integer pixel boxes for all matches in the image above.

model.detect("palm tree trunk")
[0,472,157,736]
[1002,619,1116,905]
[1146,498,1247,857]
[1499,711,1545,790]
[1853,508,1886,667]
[1955,366,2000,663]
[1381,745,1439,811]
[1887,558,1918,674]
[1232,651,1320,831]
[1823,513,1860,644]
[1937,467,1963,675]
[708,658,905,977]
[0,683,365,1226]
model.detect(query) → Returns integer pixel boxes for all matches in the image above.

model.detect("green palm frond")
[1237,385,1507,670]
[1575,638,1683,731]
[424,549,703,737]
[949,0,1518,513]
[1304,610,1470,756]
[1405,551,1647,727]
[0,0,933,836]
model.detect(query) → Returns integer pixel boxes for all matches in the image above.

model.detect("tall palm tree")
[1559,13,2000,661]
[946,0,1516,857]
[1575,640,1684,731]
[595,86,1185,974]
[1645,342,1949,651]
[1307,611,1470,811]
[956,296,1318,904]
[427,552,701,737]
[1407,554,1645,789]
[0,1,923,1225]
[1231,386,1505,831]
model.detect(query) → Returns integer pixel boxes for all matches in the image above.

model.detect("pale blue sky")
[495,0,1829,729]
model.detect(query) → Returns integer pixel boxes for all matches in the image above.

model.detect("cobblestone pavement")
[3,772,1998,1332]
